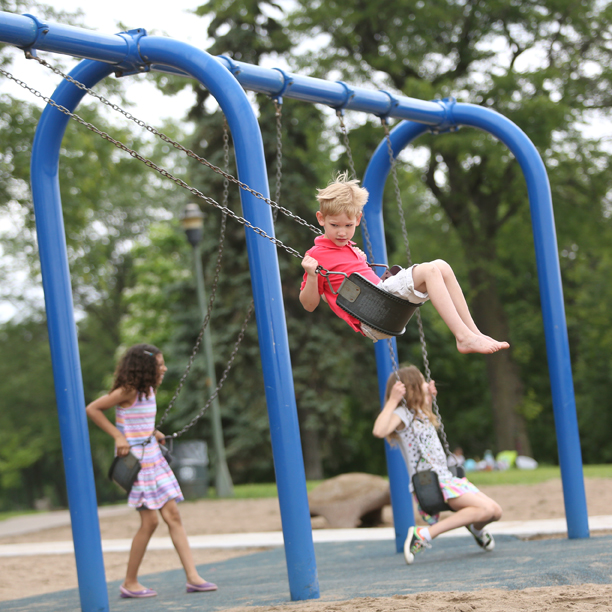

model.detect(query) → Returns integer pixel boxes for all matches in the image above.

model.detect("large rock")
[308,472,390,528]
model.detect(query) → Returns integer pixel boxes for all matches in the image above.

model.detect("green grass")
[465,464,612,486]
[206,481,324,499]
[0,509,42,522]
[2,466,611,518]
[211,465,612,497]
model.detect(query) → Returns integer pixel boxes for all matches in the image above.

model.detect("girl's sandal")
[186,581,218,593]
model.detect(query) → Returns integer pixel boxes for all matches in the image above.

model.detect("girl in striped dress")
[372,365,502,564]
[86,343,217,599]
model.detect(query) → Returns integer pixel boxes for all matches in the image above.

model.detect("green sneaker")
[467,524,495,551]
[403,526,431,564]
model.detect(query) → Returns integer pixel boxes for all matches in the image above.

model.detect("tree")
[286,0,612,457]
[0,3,194,505]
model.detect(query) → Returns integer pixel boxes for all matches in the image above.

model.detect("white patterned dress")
[116,391,183,509]
[394,405,479,524]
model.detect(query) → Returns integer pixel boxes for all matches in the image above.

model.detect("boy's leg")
[429,260,482,335]
[124,508,158,590]
[412,261,509,354]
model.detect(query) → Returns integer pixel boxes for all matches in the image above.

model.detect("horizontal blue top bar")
[0,10,446,125]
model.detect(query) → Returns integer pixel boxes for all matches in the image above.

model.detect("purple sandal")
[186,581,218,593]
[119,585,157,598]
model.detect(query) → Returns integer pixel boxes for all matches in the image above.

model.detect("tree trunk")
[468,269,533,456]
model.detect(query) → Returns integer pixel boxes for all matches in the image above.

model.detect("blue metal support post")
[364,105,588,540]
[17,22,319,608]
[30,59,115,612]
[362,122,431,552]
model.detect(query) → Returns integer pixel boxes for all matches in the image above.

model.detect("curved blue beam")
[2,11,128,62]
[141,36,320,600]
[31,60,114,612]
[362,122,430,552]
[0,11,446,125]
[29,38,319,608]
[363,105,588,541]
[451,102,588,539]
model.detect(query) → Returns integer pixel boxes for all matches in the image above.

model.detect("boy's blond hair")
[316,171,369,218]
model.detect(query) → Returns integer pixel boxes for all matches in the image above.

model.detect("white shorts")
[360,265,429,343]
[381,264,429,304]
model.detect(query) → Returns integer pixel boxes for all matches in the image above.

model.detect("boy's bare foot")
[457,333,509,354]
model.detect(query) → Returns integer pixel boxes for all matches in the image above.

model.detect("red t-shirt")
[300,236,382,333]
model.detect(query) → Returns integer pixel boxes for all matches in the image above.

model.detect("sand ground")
[1,477,611,610]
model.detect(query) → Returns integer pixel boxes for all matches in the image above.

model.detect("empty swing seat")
[335,273,421,336]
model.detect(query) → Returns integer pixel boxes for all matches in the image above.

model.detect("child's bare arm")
[300,255,322,311]
[372,381,405,438]
[86,387,134,456]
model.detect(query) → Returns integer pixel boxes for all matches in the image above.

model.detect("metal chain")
[0,65,308,262]
[273,99,283,222]
[171,299,255,439]
[3,58,253,440]
[164,117,255,439]
[382,121,451,456]
[154,121,233,434]
[337,110,375,265]
[222,116,231,215]
[25,53,322,236]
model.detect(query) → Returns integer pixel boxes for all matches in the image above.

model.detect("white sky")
[3,0,216,126]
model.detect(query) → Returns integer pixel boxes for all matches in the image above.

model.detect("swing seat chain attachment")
[412,463,466,516]
[108,448,142,494]
[317,265,421,336]
[108,437,175,494]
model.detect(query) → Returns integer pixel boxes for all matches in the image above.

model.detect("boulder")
[308,472,390,528]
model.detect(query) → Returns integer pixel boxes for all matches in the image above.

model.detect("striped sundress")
[116,390,183,509]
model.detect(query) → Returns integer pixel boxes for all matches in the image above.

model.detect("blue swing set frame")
[0,11,589,612]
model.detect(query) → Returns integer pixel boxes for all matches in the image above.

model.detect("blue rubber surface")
[1,534,611,611]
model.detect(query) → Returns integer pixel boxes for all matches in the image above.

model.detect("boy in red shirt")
[300,173,509,354]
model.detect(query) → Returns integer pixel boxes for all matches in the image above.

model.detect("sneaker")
[403,526,431,564]
[467,524,495,551]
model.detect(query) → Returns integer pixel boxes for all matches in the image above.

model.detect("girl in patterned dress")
[372,365,502,564]
[86,343,217,598]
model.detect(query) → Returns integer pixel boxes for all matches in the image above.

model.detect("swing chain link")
[337,110,376,265]
[154,129,231,433]
[171,300,255,439]
[273,99,283,222]
[222,116,231,213]
[22,53,322,236]
[382,121,452,456]
[0,64,309,262]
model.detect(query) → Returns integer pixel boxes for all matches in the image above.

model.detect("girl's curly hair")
[111,343,161,399]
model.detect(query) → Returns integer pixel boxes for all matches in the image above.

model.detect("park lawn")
[211,464,612,499]
[1,465,610,518]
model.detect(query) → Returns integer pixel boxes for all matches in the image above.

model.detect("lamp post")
[180,203,234,498]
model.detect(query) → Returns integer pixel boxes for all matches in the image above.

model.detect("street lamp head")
[180,203,205,248]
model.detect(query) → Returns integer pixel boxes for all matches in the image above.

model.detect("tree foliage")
[286,0,612,459]
[2,0,612,510]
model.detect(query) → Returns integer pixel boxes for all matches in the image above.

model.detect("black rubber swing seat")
[335,272,421,336]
